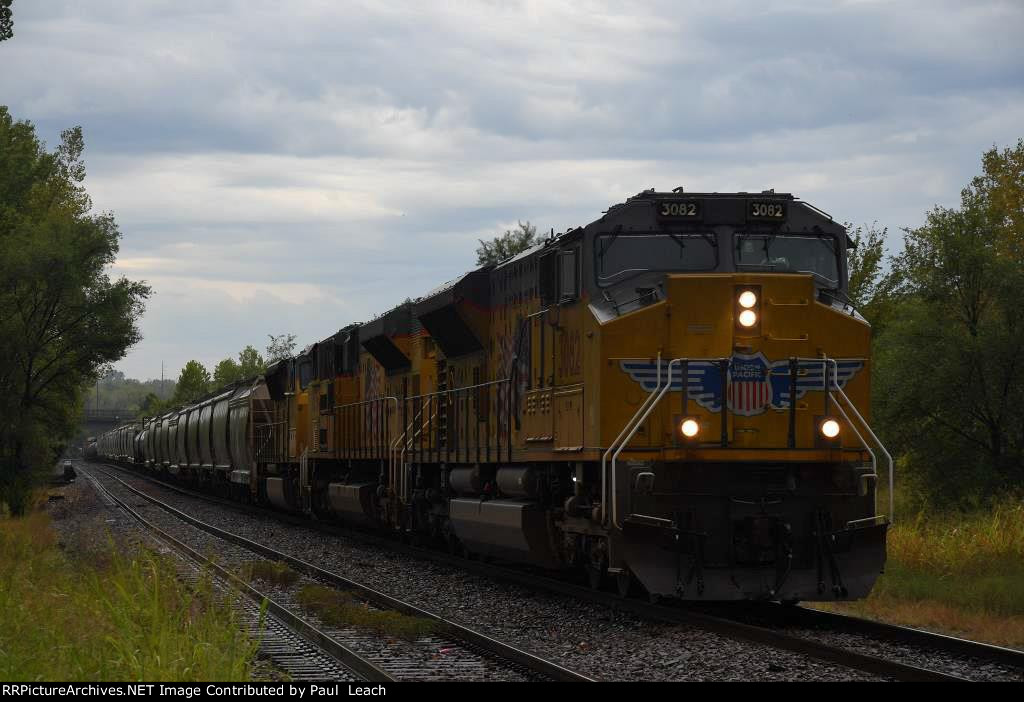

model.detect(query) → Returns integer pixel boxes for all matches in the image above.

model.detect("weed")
[297,585,437,641]
[240,560,300,587]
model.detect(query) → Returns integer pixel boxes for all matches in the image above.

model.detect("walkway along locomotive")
[95,190,892,602]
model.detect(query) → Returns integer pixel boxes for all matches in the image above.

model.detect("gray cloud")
[3,0,1022,378]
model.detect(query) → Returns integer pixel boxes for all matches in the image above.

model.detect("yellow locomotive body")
[100,190,889,602]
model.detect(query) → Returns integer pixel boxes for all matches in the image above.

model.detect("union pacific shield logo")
[619,354,863,417]
[727,353,772,417]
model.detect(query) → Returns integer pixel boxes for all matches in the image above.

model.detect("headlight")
[680,417,700,438]
[738,309,757,327]
[738,290,757,309]
[820,418,840,439]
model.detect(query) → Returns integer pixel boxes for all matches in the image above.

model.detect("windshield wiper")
[668,233,688,257]
[597,225,623,270]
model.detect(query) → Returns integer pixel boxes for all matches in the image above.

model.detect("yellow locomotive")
[99,189,890,602]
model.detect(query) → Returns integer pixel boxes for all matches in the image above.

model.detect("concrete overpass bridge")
[82,408,136,437]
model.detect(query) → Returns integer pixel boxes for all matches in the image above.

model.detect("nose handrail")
[609,357,689,530]
[601,352,662,527]
[824,357,894,524]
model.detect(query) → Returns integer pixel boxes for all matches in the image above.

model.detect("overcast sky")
[3,1,1022,380]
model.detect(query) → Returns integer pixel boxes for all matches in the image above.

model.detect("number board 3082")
[748,201,787,220]
[656,200,701,219]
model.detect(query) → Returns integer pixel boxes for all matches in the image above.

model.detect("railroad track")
[83,464,593,683]
[760,603,1024,671]
[79,467,380,682]
[93,461,1023,681]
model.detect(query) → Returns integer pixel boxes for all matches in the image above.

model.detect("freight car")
[96,189,891,602]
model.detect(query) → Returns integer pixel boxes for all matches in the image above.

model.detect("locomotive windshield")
[734,233,840,285]
[595,233,717,287]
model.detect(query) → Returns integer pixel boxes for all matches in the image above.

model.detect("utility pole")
[161,361,164,396]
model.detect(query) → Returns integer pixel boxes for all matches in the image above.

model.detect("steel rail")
[90,463,594,683]
[91,461,982,682]
[78,465,393,683]
[790,605,1024,671]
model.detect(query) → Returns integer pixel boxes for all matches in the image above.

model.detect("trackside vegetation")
[820,498,1024,647]
[240,560,300,587]
[838,139,1024,645]
[297,585,438,641]
[0,513,258,681]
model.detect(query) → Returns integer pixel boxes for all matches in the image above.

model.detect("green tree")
[266,333,296,362]
[476,220,538,266]
[845,222,897,334]
[0,107,150,514]
[875,140,1024,508]
[0,1,12,42]
[140,392,163,416]
[172,361,210,405]
[968,138,1024,260]
[213,357,242,387]
[87,372,174,413]
[238,345,265,378]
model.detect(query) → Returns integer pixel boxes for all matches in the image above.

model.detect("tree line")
[88,333,299,418]
[0,108,150,514]
[848,139,1024,509]
[159,333,297,411]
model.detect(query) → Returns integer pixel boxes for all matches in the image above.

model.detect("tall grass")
[0,513,259,680]
[821,497,1024,647]
[879,500,1024,616]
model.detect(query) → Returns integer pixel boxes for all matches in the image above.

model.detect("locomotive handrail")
[823,371,880,514]
[399,397,438,503]
[601,352,663,528]
[825,358,894,524]
[388,420,410,495]
[390,396,434,501]
[783,355,890,522]
[611,357,684,529]
[603,354,731,528]
[390,398,427,499]
[391,374,517,466]
[386,377,509,404]
[332,395,398,485]
[334,395,400,411]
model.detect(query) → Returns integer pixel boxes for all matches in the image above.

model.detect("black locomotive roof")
[627,188,796,200]
[599,188,848,242]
